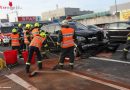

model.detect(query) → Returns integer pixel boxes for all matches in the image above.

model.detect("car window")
[41,25,49,32]
[87,25,99,31]
[75,22,88,30]
[118,23,130,29]
[54,25,61,34]
[108,23,118,29]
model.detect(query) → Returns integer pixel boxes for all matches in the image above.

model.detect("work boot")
[25,65,30,73]
[59,65,63,69]
[121,51,128,60]
[38,63,43,70]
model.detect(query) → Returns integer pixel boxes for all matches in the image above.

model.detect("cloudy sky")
[0,0,130,21]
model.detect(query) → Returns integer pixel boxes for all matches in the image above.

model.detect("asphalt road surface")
[0,45,130,90]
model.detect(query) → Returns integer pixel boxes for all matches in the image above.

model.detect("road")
[0,45,130,90]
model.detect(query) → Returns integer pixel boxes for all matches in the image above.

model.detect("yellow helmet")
[34,23,40,27]
[18,23,22,27]
[12,28,17,33]
[40,32,46,38]
[26,24,31,29]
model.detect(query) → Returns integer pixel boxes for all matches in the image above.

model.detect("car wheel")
[74,46,81,57]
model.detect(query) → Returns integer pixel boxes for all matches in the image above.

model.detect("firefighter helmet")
[12,28,17,33]
[34,23,40,27]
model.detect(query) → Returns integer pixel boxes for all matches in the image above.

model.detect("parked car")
[104,21,130,43]
[41,21,104,54]
[0,35,10,46]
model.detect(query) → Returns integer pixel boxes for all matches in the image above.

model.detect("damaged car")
[41,21,105,56]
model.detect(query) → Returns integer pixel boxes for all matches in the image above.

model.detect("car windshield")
[69,22,88,31]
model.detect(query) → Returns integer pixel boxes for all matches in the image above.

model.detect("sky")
[0,0,130,22]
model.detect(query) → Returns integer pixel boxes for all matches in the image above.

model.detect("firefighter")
[17,23,25,53]
[10,28,21,56]
[25,32,47,73]
[30,24,34,31]
[24,24,31,50]
[31,23,40,37]
[121,33,130,60]
[57,20,76,69]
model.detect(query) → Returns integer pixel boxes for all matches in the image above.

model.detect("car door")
[107,23,119,41]
[118,22,130,40]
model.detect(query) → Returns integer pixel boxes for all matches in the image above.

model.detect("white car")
[3,36,10,44]
[0,36,10,46]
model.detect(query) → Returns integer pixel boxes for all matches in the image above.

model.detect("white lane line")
[60,70,130,90]
[5,74,38,90]
[117,50,130,53]
[89,57,130,64]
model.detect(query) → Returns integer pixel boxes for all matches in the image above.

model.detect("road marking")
[89,57,130,64]
[5,74,38,90]
[60,70,130,90]
[117,50,130,53]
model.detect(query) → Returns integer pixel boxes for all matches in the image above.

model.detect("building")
[41,7,93,21]
[110,2,130,14]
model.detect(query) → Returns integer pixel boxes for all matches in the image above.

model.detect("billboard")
[18,16,41,22]
[120,9,130,21]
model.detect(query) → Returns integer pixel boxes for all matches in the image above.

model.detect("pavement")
[0,45,130,90]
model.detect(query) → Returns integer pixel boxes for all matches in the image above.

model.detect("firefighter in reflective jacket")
[10,28,21,55]
[57,20,76,69]
[31,23,40,37]
[25,32,47,73]
[24,24,31,50]
[122,33,130,60]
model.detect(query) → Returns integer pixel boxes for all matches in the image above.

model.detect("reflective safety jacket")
[29,36,45,50]
[10,33,20,46]
[24,30,30,44]
[31,28,39,37]
[61,28,75,48]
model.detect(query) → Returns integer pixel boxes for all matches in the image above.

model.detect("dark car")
[41,21,104,52]
[104,22,130,43]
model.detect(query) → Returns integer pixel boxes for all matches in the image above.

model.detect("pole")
[115,0,117,14]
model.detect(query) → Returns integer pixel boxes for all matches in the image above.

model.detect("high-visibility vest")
[32,28,39,37]
[61,28,75,48]
[29,36,45,50]
[10,33,20,46]
[24,31,30,44]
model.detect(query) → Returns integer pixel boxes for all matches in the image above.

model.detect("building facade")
[110,2,130,14]
[41,8,93,21]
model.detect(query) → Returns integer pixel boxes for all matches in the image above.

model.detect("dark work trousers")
[59,46,74,64]
[20,39,26,51]
[27,46,42,64]
[12,46,21,55]
[124,43,130,51]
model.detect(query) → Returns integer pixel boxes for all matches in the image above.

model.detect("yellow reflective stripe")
[44,44,48,47]
[124,48,128,52]
[12,38,19,40]
[26,62,30,65]
[69,63,74,65]
[59,63,64,65]
[127,37,130,40]
[37,61,42,63]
